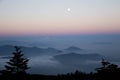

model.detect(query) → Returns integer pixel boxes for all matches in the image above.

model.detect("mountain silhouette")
[52,53,105,72]
[53,53,104,62]
[0,45,62,56]
[64,46,83,52]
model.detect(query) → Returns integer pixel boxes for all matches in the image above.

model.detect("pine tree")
[4,46,29,74]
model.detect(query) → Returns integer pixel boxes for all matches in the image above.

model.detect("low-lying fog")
[0,34,120,74]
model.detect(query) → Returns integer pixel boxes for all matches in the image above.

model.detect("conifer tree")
[4,46,29,74]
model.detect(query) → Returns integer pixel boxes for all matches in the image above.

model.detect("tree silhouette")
[101,58,110,68]
[2,46,29,75]
[95,59,120,80]
[96,58,110,72]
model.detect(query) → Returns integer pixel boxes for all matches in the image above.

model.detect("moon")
[67,8,71,12]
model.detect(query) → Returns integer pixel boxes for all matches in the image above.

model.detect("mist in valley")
[0,34,120,74]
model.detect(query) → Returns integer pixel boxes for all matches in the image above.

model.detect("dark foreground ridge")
[0,46,120,80]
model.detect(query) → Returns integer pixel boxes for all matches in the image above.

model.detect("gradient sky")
[0,0,120,36]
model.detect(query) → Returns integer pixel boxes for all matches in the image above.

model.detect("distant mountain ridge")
[53,52,104,63]
[51,52,105,73]
[0,45,86,56]
[64,46,83,51]
[0,45,62,56]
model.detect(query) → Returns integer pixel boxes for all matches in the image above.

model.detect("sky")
[0,0,120,36]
